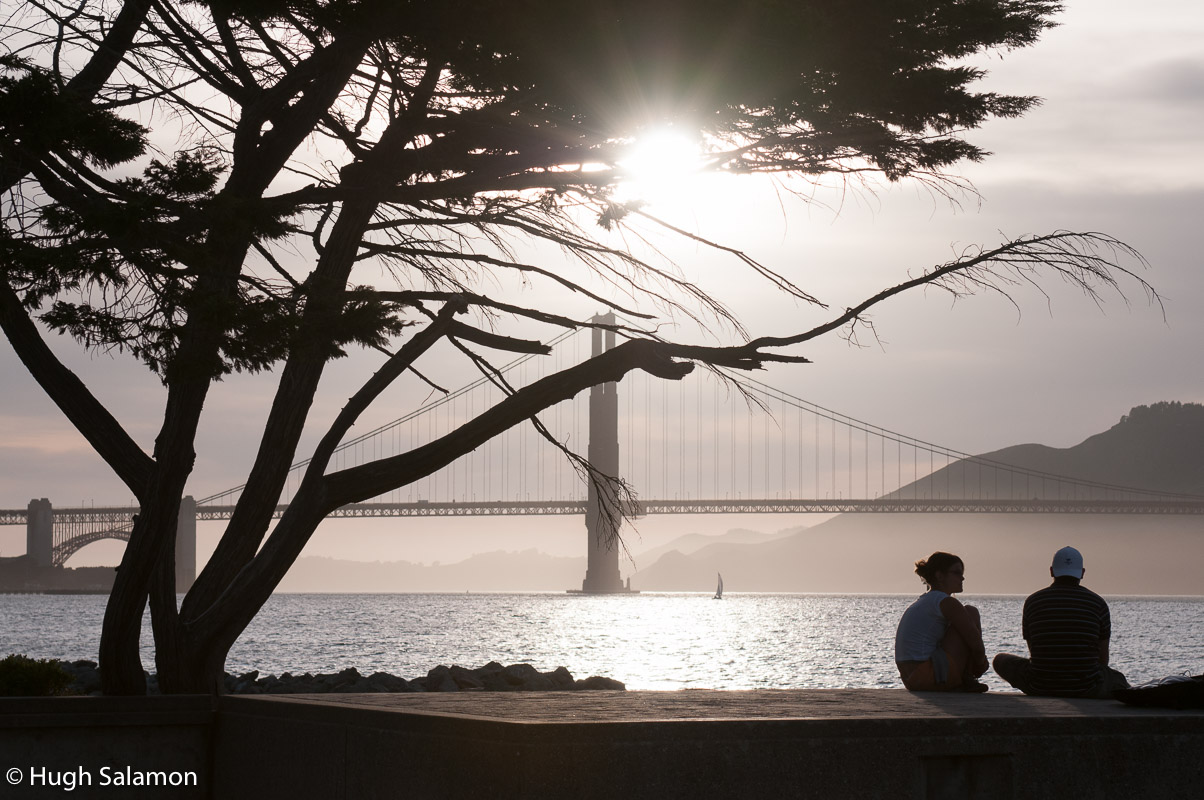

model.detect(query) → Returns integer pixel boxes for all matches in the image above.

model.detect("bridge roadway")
[5,497,1204,527]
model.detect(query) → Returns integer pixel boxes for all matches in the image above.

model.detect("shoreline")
[55,659,625,696]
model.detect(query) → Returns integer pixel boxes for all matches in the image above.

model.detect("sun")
[615,127,704,206]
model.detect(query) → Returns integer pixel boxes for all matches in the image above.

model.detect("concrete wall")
[0,696,212,799]
[3,694,1202,800]
[212,696,1204,800]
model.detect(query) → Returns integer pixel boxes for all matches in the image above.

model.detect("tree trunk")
[98,570,150,695]
[148,523,188,693]
[99,510,171,695]
[160,638,229,695]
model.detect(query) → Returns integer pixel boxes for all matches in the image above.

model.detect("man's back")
[1022,579,1110,696]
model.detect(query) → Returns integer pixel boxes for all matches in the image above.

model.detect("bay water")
[3,593,1201,691]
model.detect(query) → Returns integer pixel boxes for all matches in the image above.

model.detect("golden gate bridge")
[4,318,1202,585]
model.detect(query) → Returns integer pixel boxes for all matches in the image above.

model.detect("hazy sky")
[3,0,1202,568]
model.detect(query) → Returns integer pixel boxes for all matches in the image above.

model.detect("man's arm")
[1098,638,1110,666]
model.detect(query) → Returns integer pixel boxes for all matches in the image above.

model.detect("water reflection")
[3,593,1200,690]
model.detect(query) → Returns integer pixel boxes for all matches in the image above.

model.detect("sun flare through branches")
[614,127,706,207]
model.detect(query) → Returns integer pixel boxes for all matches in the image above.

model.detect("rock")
[549,666,575,689]
[366,671,410,692]
[472,662,512,691]
[574,675,626,691]
[506,663,557,691]
[76,660,623,696]
[449,665,485,691]
[531,675,557,691]
[290,673,327,693]
[62,661,102,695]
[501,663,540,686]
[425,665,459,692]
[324,667,362,691]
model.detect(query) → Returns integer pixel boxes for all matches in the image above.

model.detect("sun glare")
[615,128,703,206]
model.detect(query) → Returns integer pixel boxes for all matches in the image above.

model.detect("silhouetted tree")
[0,0,1153,693]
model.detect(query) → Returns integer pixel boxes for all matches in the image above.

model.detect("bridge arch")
[52,527,131,567]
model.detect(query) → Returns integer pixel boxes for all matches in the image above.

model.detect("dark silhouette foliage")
[0,654,74,697]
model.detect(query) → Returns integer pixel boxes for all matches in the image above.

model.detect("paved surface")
[245,688,1204,723]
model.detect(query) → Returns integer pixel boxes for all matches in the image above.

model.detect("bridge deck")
[6,497,1204,527]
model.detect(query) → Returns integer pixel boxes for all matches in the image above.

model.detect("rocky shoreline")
[58,660,625,695]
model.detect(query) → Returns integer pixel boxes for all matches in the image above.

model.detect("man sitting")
[993,546,1129,699]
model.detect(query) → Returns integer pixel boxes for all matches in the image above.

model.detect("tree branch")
[371,289,650,329]
[746,232,1159,351]
[304,301,464,484]
[447,319,550,355]
[0,280,154,497]
[319,338,692,508]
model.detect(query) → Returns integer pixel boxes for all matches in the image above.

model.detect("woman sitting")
[894,551,989,692]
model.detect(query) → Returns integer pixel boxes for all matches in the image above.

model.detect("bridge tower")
[574,312,635,594]
[26,498,52,567]
[176,495,196,592]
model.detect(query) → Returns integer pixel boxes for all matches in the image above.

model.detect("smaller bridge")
[2,498,196,589]
[33,505,136,567]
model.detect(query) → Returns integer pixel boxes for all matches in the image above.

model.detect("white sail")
[713,573,723,599]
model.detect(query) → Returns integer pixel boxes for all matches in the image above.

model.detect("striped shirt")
[1022,579,1111,696]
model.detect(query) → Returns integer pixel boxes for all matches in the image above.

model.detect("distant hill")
[631,402,1204,596]
[626,528,796,569]
[897,401,1204,500]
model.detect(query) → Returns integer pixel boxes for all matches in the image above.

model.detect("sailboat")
[713,573,724,600]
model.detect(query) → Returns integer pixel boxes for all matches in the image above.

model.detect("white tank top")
[894,590,949,662]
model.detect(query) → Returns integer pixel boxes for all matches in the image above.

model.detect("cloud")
[0,445,132,507]
[0,416,97,455]
[1126,56,1204,104]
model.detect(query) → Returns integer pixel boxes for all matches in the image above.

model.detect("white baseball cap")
[1051,545,1084,578]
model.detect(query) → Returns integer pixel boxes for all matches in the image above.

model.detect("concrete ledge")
[213,691,1204,800]
[3,692,1201,799]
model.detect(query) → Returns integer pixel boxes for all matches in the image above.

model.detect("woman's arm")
[940,596,988,673]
